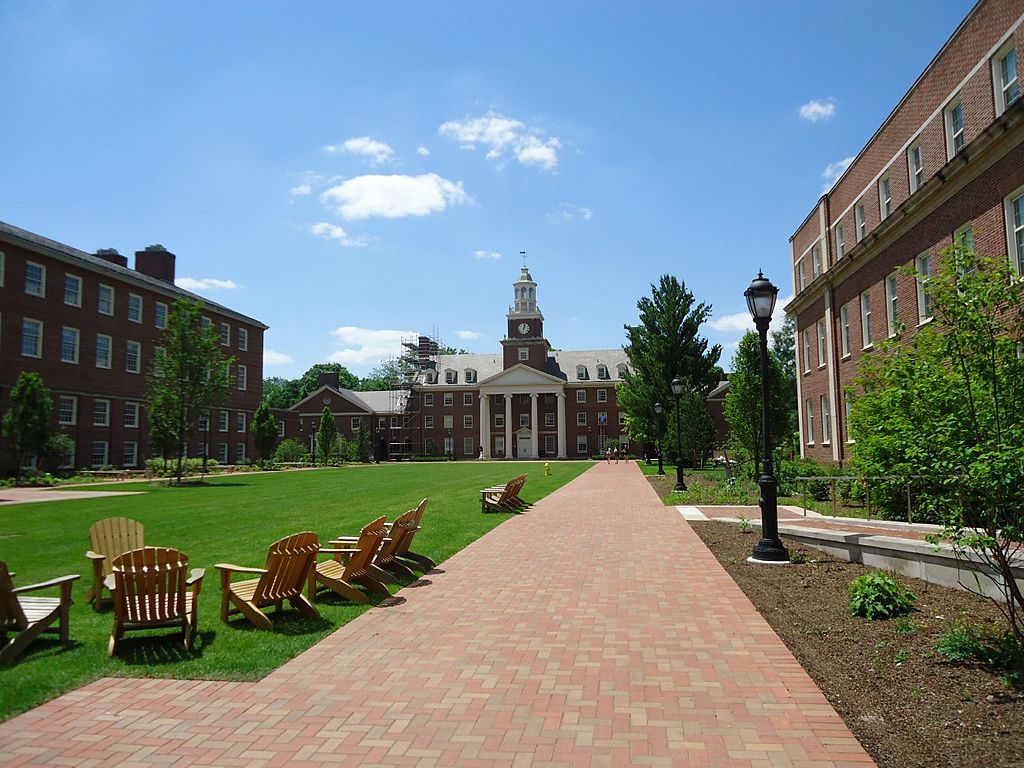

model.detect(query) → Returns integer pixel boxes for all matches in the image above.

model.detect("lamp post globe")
[744,271,789,563]
[654,402,665,476]
[669,377,686,492]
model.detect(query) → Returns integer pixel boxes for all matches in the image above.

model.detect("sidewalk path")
[1,463,874,767]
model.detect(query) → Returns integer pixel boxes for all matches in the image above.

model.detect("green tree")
[2,372,53,477]
[316,406,338,465]
[262,376,300,409]
[724,331,787,475]
[274,438,307,463]
[771,313,799,458]
[41,433,76,473]
[850,244,1024,644]
[676,389,717,468]
[354,420,372,462]
[358,358,403,391]
[619,275,721,447]
[146,299,233,483]
[250,402,279,463]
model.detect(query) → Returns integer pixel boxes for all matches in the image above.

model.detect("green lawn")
[0,461,591,720]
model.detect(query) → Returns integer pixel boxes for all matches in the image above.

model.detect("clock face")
[518,322,530,335]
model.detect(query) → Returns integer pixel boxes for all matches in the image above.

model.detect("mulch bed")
[687,519,1023,767]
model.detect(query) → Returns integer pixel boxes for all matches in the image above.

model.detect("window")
[495,436,505,456]
[494,413,504,428]
[840,305,850,357]
[237,412,246,433]
[619,412,626,426]
[21,318,42,358]
[155,301,168,329]
[125,340,141,373]
[994,43,1020,116]
[945,96,965,158]
[443,392,454,406]
[821,396,831,444]
[123,442,138,468]
[597,364,609,380]
[598,412,608,426]
[219,322,230,346]
[816,320,825,367]
[128,294,143,323]
[236,444,246,464]
[597,389,607,403]
[885,274,899,337]
[98,284,114,315]
[278,422,285,438]
[802,329,811,373]
[124,402,139,428]
[844,392,854,443]
[811,244,822,278]
[576,365,588,380]
[351,417,361,431]
[424,393,434,407]
[860,292,873,348]
[855,203,866,242]
[465,414,474,429]
[916,253,933,322]
[201,316,211,329]
[24,261,45,297]
[424,415,434,428]
[955,224,974,253]
[463,437,475,457]
[218,443,229,464]
[519,413,529,427]
[576,389,586,403]
[544,412,555,427]
[61,326,79,364]
[518,348,529,361]
[58,396,77,426]
[545,435,556,454]
[879,174,892,220]
[219,410,229,432]
[64,274,82,307]
[797,259,807,291]
[805,400,815,445]
[91,441,109,468]
[231,364,244,391]
[1008,188,1024,275]
[465,369,476,383]
[390,416,399,428]
[908,143,924,193]
[576,435,588,455]
[198,410,210,432]
[0,251,4,286]
[463,392,473,406]
[835,225,845,259]
[443,415,454,429]
[238,327,248,351]
[576,412,587,426]
[617,363,628,378]
[93,399,109,427]
[96,334,112,368]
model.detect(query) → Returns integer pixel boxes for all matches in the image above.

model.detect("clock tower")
[502,264,549,371]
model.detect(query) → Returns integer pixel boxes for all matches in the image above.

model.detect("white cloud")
[416,145,431,156]
[799,99,836,122]
[309,221,367,247]
[325,136,394,163]
[710,294,794,336]
[551,203,593,222]
[473,249,502,261]
[175,277,239,291]
[327,326,418,366]
[455,330,482,340]
[320,173,469,220]
[438,111,561,170]
[822,156,855,192]
[264,349,294,365]
[289,183,312,196]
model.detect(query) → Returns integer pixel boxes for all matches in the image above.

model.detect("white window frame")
[463,437,475,457]
[518,348,529,361]
[61,326,80,364]
[494,413,505,428]
[443,392,454,407]
[24,261,45,297]
[576,389,586,403]
[90,441,109,468]
[815,319,825,368]
[821,395,831,445]
[811,244,822,279]
[218,443,229,464]
[797,258,807,291]
[128,293,143,323]
[219,410,229,432]
[422,393,434,408]
[576,435,588,455]
[885,273,899,337]
[545,435,556,454]
[955,223,974,254]
[916,252,933,323]
[64,273,82,307]
[58,396,77,426]
[1007,185,1024,275]
[835,224,845,259]
[424,415,434,429]
[445,369,456,384]
[597,365,609,380]
[98,284,114,316]
[21,318,42,358]
[465,369,476,383]
[495,436,505,456]
[219,322,230,346]
[124,402,140,428]
[95,333,112,369]
[237,364,247,391]
[844,391,855,444]
[855,203,866,242]
[236,444,246,464]
[805,400,815,445]
[544,412,555,427]
[237,412,246,433]
[351,417,360,431]
[801,329,811,373]
[860,291,873,348]
[443,414,454,430]
[575,365,588,380]
[878,174,892,220]
[993,42,1020,117]
[596,389,607,403]
[238,327,248,351]
[840,305,850,358]
[125,340,141,374]
[93,399,110,427]
[155,302,168,330]
[945,96,965,158]
[123,441,138,468]
[464,414,474,429]
[907,142,924,193]
[519,413,529,427]
[576,412,587,426]
[463,392,473,406]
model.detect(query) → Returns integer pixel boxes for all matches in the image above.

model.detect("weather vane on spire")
[520,249,527,268]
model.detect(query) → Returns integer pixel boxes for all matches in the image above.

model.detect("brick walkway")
[1,463,874,767]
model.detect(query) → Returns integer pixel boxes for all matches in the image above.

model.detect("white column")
[530,393,539,459]
[504,392,513,459]
[556,392,567,459]
[480,394,490,459]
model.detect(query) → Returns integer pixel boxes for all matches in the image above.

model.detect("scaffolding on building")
[386,331,441,459]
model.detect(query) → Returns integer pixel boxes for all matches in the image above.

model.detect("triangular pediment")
[290,386,370,414]
[479,364,564,389]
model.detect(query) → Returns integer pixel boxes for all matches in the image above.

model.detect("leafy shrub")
[144,457,219,477]
[274,438,308,463]
[778,457,833,498]
[848,571,917,620]
[790,550,808,564]
[40,433,76,472]
[937,615,1024,685]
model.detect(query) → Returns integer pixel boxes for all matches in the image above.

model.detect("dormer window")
[596,364,609,380]
[425,371,436,384]
[445,369,457,384]
[576,365,589,380]
[465,368,476,383]
[617,363,628,378]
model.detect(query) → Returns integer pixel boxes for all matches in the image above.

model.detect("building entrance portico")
[478,364,567,460]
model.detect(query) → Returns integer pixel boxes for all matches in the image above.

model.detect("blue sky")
[0,1,976,378]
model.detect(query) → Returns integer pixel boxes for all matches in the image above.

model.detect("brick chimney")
[318,371,340,389]
[134,244,176,283]
[94,248,128,268]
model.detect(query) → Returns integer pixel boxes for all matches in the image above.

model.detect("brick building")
[787,0,1024,464]
[0,221,267,472]
[276,266,632,460]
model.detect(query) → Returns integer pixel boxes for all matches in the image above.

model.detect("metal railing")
[792,475,934,522]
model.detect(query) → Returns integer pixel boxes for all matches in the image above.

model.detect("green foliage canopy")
[724,331,788,473]
[250,402,279,462]
[2,372,53,475]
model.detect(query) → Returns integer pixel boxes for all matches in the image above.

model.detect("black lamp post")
[670,377,687,492]
[654,402,665,476]
[201,412,209,477]
[745,271,789,563]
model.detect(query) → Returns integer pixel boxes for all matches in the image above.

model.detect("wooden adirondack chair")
[1,561,79,664]
[86,517,145,611]
[368,508,419,582]
[391,498,436,570]
[314,515,390,603]
[216,532,320,629]
[108,547,205,657]
[481,474,528,513]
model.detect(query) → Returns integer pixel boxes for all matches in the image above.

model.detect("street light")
[654,402,665,476]
[670,377,687,492]
[745,271,789,563]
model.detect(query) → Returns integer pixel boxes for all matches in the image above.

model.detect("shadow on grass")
[219,612,333,636]
[6,637,83,664]
[114,630,214,666]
